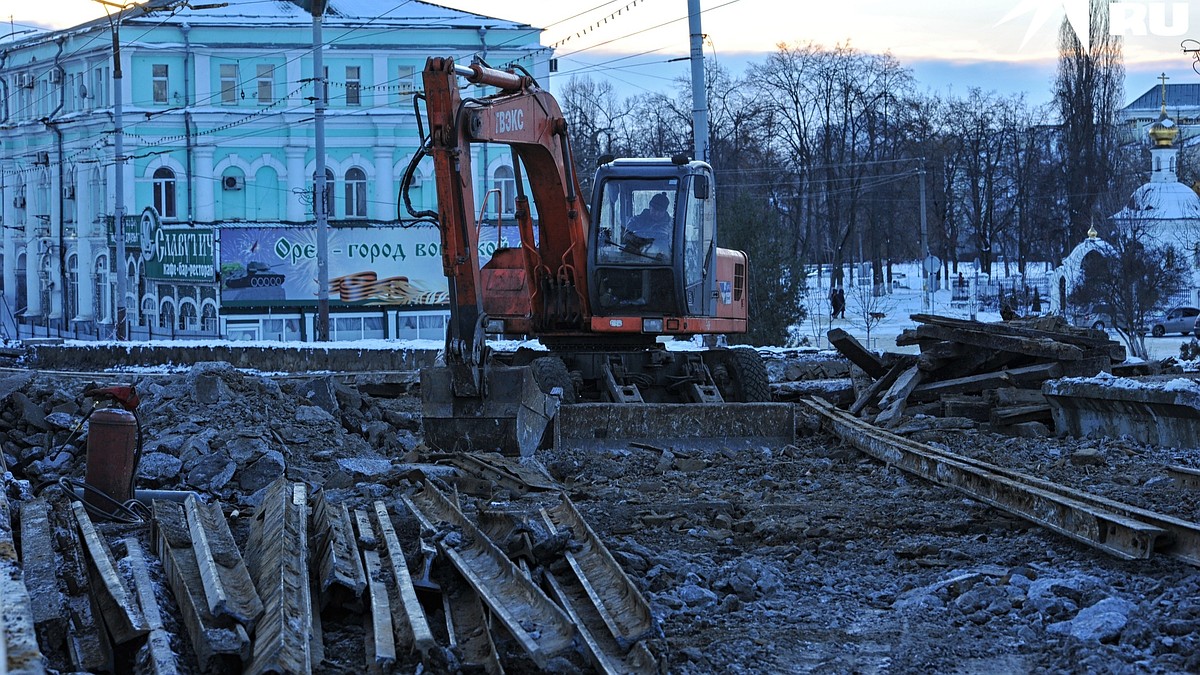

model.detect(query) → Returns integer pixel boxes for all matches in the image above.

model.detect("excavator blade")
[553,402,796,452]
[422,370,796,455]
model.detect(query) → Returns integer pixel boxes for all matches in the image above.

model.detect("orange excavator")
[403,57,793,455]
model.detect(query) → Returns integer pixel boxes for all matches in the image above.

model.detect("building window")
[179,302,197,331]
[333,315,385,341]
[397,65,415,90]
[494,165,516,215]
[226,320,259,341]
[158,299,174,330]
[92,66,107,108]
[201,304,218,332]
[220,64,238,104]
[94,255,108,322]
[345,66,361,106]
[152,64,168,104]
[345,168,367,218]
[263,317,302,341]
[141,296,157,328]
[313,168,335,218]
[152,167,177,218]
[397,312,447,339]
[256,64,273,104]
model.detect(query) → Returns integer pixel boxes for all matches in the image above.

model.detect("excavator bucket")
[422,365,562,457]
[553,402,796,452]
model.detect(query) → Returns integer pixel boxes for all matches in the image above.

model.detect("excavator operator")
[622,192,673,256]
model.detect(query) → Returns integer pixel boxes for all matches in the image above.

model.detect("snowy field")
[796,263,1196,363]
[45,263,1198,366]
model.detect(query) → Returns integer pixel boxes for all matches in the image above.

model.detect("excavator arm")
[423,57,591,397]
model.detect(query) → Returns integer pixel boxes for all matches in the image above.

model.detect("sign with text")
[141,207,216,281]
[219,225,520,308]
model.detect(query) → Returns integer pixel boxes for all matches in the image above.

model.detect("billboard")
[219,225,520,308]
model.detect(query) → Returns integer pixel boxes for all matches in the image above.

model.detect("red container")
[84,408,139,513]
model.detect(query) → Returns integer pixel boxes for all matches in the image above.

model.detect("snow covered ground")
[42,263,1198,365]
[800,263,1196,363]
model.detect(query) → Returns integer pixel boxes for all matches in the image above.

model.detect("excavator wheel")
[530,356,577,404]
[717,347,772,403]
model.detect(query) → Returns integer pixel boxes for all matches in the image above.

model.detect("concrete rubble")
[0,346,1199,673]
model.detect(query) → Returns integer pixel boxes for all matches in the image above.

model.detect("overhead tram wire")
[5,0,418,173]
[499,0,743,78]
[9,0,719,177]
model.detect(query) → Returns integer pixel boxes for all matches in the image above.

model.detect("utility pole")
[918,161,931,312]
[97,0,130,339]
[687,0,708,164]
[97,0,226,340]
[311,0,330,341]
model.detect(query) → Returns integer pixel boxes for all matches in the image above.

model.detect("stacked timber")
[830,314,1126,431]
[3,461,662,674]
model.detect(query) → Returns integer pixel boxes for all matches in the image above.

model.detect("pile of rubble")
[829,314,1130,433]
[0,363,664,673]
[0,363,422,504]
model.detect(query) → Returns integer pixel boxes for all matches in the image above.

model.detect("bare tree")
[1054,0,1125,258]
[558,76,636,199]
[1069,216,1189,359]
[844,276,897,347]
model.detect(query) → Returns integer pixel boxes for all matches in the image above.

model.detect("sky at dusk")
[10,0,1199,109]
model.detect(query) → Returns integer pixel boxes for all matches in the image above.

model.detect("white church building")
[1052,80,1200,315]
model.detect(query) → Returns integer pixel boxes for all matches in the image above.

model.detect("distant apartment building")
[1120,81,1200,148]
[0,0,544,341]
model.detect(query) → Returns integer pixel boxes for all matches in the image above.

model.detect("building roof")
[32,0,535,39]
[1125,84,1200,113]
[1113,181,1200,221]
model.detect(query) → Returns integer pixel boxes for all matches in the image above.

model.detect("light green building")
[0,0,544,341]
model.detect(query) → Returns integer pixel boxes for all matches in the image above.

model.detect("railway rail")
[803,397,1200,567]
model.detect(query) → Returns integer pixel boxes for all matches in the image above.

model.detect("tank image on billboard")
[219,225,519,308]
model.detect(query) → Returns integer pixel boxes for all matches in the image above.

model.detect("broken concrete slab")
[1044,375,1200,449]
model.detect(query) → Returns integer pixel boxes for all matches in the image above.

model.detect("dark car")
[1149,306,1200,337]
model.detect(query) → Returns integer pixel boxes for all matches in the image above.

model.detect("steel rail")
[803,398,1200,565]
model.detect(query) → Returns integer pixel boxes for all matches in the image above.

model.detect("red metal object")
[84,407,139,512]
[83,384,140,412]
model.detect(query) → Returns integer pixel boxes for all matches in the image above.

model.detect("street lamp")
[94,0,225,339]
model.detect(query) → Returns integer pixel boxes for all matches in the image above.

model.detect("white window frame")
[152,167,177,219]
[344,167,367,218]
[494,165,516,215]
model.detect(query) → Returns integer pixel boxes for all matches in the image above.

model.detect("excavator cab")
[589,157,742,331]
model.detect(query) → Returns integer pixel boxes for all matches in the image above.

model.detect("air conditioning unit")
[49,69,62,84]
[62,185,75,200]
[16,73,33,89]
[33,151,49,166]
[12,196,25,209]
[222,175,244,191]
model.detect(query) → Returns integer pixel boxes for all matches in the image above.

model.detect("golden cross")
[1159,72,1169,109]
